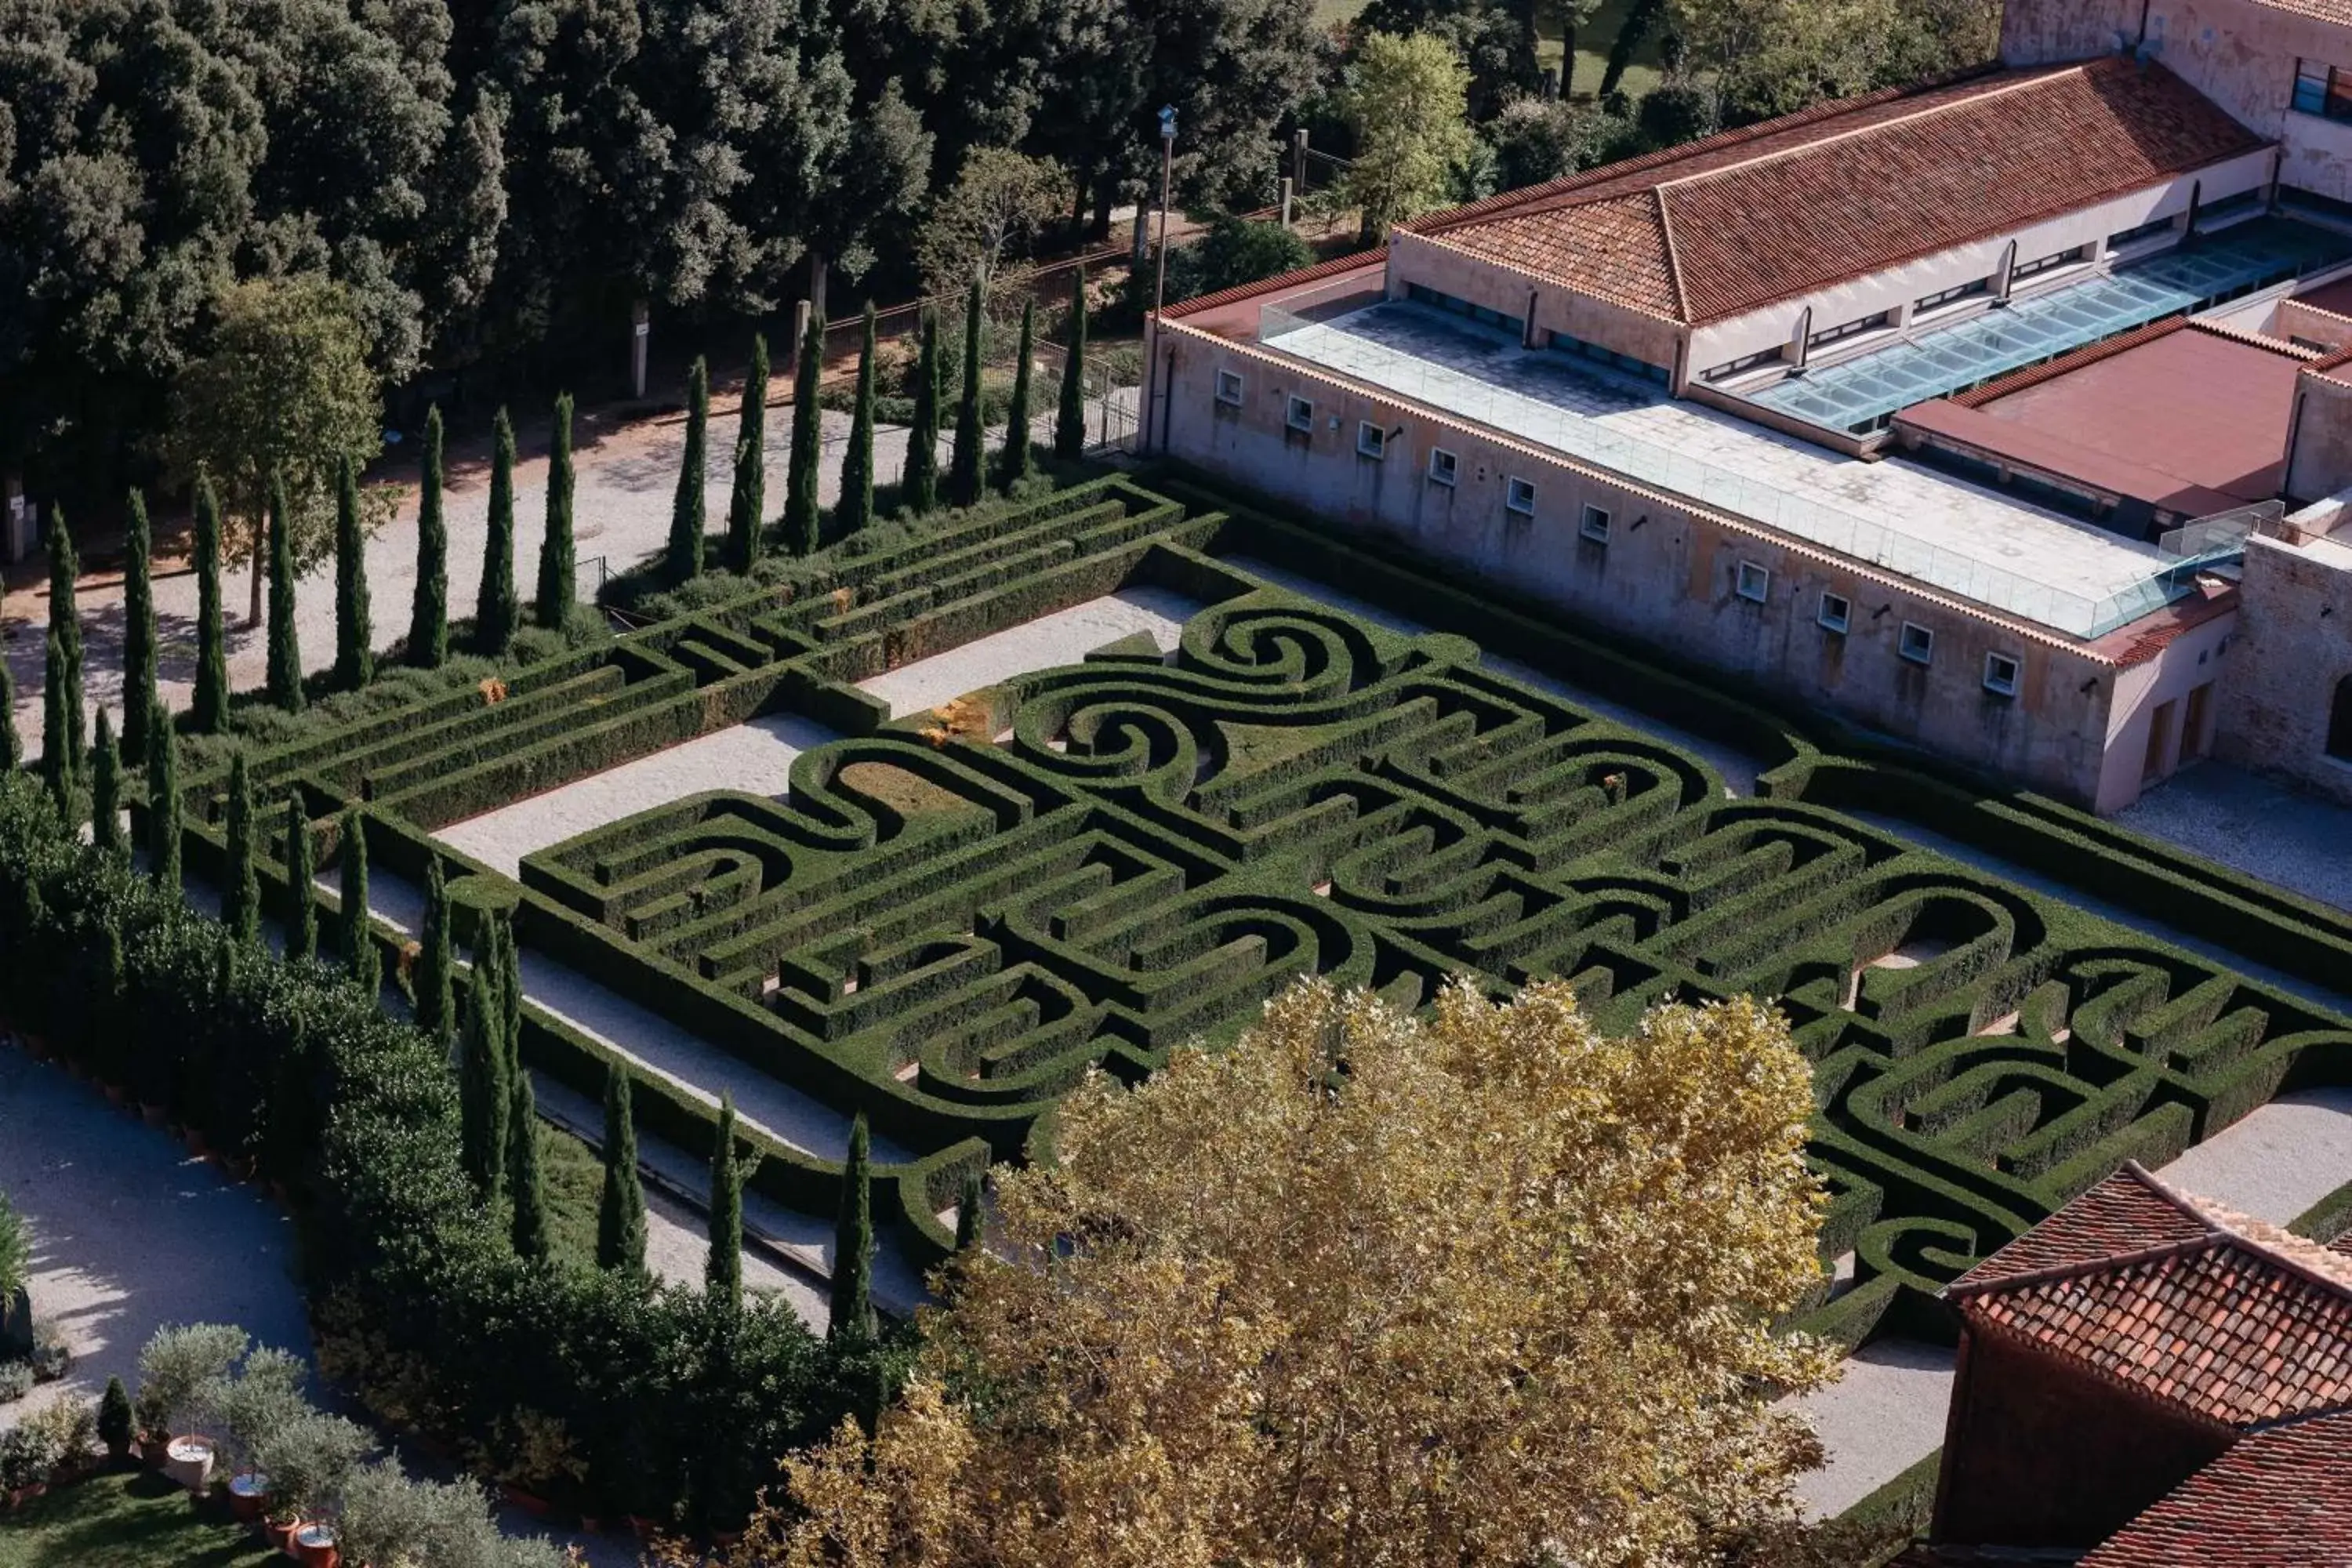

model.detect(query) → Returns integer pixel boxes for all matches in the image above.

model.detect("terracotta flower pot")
[140,1436,171,1472]
[500,1483,548,1516]
[294,1521,339,1568]
[575,1513,603,1535]
[102,1083,125,1107]
[164,1434,216,1494]
[228,1470,271,1523]
[185,1127,209,1158]
[626,1515,659,1541]
[139,1102,169,1128]
[264,1516,301,1555]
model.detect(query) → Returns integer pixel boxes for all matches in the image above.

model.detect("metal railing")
[1258,304,2210,640]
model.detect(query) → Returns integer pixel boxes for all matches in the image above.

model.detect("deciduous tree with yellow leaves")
[688,977,1835,1568]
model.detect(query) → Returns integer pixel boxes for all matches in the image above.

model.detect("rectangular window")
[1915,278,1991,315]
[2295,58,2352,121]
[1285,395,1314,433]
[1505,476,1537,516]
[1703,345,1787,383]
[1548,329,1673,387]
[2010,245,2089,283]
[1899,622,1936,666]
[1356,421,1386,459]
[1214,368,1244,407]
[1818,593,1851,634]
[1984,652,2021,697]
[1807,312,1891,350]
[1406,282,1524,341]
[2107,216,2176,251]
[1578,504,1611,543]
[1735,561,1769,603]
[1428,448,1458,487]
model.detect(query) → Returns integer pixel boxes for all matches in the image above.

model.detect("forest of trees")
[0,0,1996,519]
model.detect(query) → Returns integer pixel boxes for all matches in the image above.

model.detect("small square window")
[1899,622,1935,666]
[1357,421,1386,459]
[1505,476,1537,515]
[1286,395,1314,433]
[1578,504,1610,543]
[1984,652,2021,696]
[1819,593,1852,634]
[1736,561,1769,603]
[1214,368,1244,406]
[1428,448,1458,487]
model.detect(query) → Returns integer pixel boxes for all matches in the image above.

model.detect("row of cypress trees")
[662,266,1095,585]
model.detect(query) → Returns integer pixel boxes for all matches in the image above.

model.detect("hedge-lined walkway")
[2117,762,2352,915]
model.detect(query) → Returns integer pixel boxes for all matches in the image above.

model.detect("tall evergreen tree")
[597,1065,648,1273]
[40,620,72,818]
[89,708,122,855]
[418,858,455,1046]
[954,1168,984,1254]
[949,281,985,507]
[332,456,372,691]
[782,309,825,557]
[409,405,449,668]
[339,806,377,995]
[43,508,85,808]
[283,789,316,962]
[508,1057,549,1260]
[727,336,768,574]
[477,408,518,654]
[536,392,576,629]
[147,708,180,895]
[457,955,510,1203]
[996,299,1036,492]
[264,470,303,712]
[122,492,158,764]
[0,588,16,773]
[223,752,260,944]
[836,303,878,540]
[668,358,709,582]
[706,1091,744,1312]
[829,1111,875,1342]
[902,306,942,513]
[1055,265,1090,460]
[191,474,230,733]
[496,909,523,1090]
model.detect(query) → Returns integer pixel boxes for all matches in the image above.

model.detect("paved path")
[857,586,1203,718]
[1788,1083,2352,1519]
[0,1047,313,1434]
[2118,761,2352,913]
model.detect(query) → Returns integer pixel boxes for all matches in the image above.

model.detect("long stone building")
[1145,38,2352,813]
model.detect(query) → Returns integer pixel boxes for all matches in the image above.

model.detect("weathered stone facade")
[2215,521,2352,804]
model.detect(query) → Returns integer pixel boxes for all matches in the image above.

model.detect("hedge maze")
[176,474,2352,1348]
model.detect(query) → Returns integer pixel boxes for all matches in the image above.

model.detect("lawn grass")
[0,1471,275,1568]
[1308,0,1668,104]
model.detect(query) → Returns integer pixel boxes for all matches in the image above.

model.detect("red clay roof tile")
[2076,1411,2352,1566]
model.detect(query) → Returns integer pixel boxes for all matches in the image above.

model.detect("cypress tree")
[706,1091,743,1312]
[953,1169,984,1254]
[339,806,378,995]
[122,492,157,764]
[509,1056,549,1260]
[89,708,122,855]
[418,858,455,1047]
[496,909,523,1088]
[478,408,518,654]
[223,752,260,944]
[283,790,316,963]
[597,1065,648,1272]
[836,303,878,540]
[536,391,576,629]
[727,336,768,574]
[192,474,230,733]
[264,470,303,712]
[1055,264,1090,460]
[996,299,1036,492]
[829,1112,875,1342]
[902,306,942,513]
[44,508,84,808]
[0,589,16,772]
[409,405,449,668]
[949,280,985,507]
[782,309,824,556]
[457,956,509,1203]
[147,707,180,896]
[41,621,72,818]
[333,456,372,691]
[668,358,709,582]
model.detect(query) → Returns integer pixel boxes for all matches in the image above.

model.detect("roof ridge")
[1652,189,1690,322]
[1947,1232,2222,1298]
[1654,63,2086,194]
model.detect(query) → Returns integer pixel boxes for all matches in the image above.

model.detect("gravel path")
[0,1047,313,1434]
[2156,1085,2352,1225]
[2116,761,2352,913]
[1225,555,1769,795]
[856,586,1204,718]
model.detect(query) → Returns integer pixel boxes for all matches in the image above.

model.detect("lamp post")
[1146,105,1177,454]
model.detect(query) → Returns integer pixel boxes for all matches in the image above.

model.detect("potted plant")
[98,1376,135,1465]
[0,1192,32,1365]
[482,1408,585,1518]
[255,1410,372,1563]
[210,1345,304,1523]
[134,1323,245,1491]
[21,1393,98,1486]
[0,1421,57,1507]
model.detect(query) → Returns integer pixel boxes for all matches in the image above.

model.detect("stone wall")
[2216,524,2352,804]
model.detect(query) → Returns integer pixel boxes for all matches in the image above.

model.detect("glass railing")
[1258,304,2201,640]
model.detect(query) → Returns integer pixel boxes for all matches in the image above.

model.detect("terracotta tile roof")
[1410,56,2268,325]
[1947,1164,2352,1428]
[2077,1412,2352,1566]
